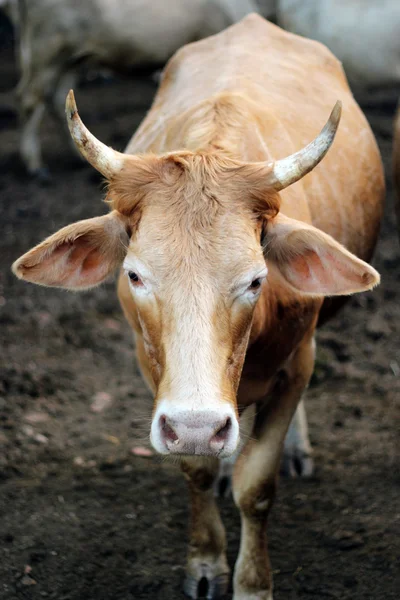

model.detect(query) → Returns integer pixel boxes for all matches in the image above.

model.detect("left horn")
[65,89,126,179]
[268,100,342,191]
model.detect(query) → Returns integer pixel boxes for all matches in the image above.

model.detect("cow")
[12,15,384,600]
[13,0,258,178]
[273,0,400,90]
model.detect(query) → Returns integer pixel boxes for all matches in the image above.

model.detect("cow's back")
[129,15,384,262]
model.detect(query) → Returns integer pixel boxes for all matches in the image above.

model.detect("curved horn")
[65,89,126,179]
[268,100,342,191]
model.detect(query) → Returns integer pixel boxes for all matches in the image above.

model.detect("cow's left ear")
[265,213,380,295]
[12,211,129,290]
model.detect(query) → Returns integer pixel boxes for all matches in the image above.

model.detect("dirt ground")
[0,17,399,600]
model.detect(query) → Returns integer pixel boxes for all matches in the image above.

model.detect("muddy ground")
[0,17,399,600]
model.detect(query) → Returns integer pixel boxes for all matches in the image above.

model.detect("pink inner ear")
[284,249,341,293]
[82,251,103,274]
[268,214,378,296]
[21,239,109,288]
[326,252,363,285]
[63,243,97,285]
[67,242,97,273]
[286,249,331,292]
[284,248,371,295]
[13,211,128,289]
[290,253,312,281]
[59,241,109,287]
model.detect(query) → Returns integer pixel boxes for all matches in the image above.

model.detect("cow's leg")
[282,339,315,478]
[232,335,315,600]
[281,398,314,477]
[17,70,46,176]
[17,66,62,177]
[19,101,46,176]
[181,457,230,600]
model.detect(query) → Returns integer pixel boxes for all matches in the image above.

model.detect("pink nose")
[157,410,238,457]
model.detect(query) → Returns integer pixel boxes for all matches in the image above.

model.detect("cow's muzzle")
[150,407,239,457]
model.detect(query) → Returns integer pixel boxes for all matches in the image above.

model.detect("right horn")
[65,89,126,179]
[268,101,342,191]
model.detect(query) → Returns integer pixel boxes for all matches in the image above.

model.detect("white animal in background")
[14,0,259,177]
[275,0,400,89]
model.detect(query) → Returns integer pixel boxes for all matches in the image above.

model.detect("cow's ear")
[265,213,380,295]
[12,211,129,290]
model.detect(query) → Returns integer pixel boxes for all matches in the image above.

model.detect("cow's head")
[12,92,380,457]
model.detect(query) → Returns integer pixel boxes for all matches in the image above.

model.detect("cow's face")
[111,153,279,457]
[13,93,380,458]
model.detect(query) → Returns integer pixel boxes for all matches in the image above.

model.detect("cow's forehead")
[110,152,275,281]
[128,196,264,280]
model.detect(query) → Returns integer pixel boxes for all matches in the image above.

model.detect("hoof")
[184,572,230,599]
[280,449,314,478]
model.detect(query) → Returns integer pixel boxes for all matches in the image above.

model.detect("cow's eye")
[249,278,262,291]
[128,271,142,285]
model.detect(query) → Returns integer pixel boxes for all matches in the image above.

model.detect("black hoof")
[280,451,314,478]
[183,572,229,599]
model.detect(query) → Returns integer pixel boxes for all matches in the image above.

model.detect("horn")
[65,89,126,179]
[268,100,342,191]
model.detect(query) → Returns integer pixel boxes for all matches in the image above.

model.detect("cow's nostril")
[213,417,232,441]
[160,415,179,443]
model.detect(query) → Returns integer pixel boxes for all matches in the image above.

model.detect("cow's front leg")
[181,457,230,600]
[232,336,315,600]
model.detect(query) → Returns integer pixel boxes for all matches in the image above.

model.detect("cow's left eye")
[248,278,262,291]
[128,271,142,286]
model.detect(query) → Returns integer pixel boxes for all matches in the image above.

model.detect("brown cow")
[13,15,384,600]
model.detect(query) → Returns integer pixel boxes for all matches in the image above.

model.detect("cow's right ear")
[12,211,129,290]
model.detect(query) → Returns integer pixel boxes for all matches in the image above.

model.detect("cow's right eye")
[128,271,142,285]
